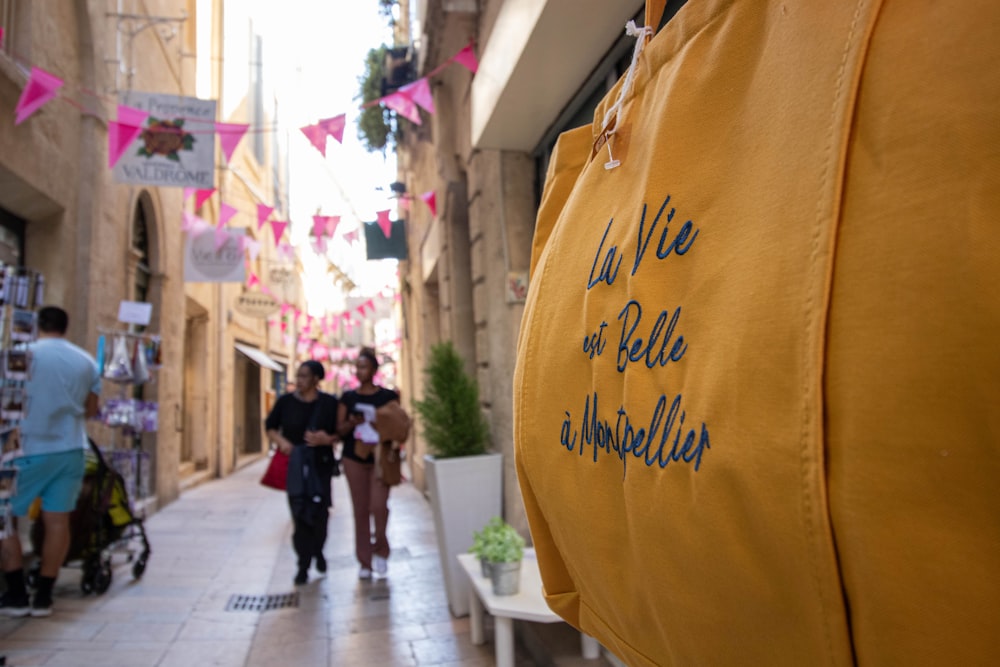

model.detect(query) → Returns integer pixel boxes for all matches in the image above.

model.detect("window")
[0,207,25,266]
[0,0,31,63]
[132,202,151,306]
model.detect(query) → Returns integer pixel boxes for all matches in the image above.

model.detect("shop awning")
[234,343,284,372]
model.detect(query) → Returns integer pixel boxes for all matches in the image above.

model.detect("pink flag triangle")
[15,67,65,125]
[420,190,437,217]
[312,215,330,238]
[281,303,291,317]
[216,122,249,163]
[183,187,196,201]
[319,114,346,144]
[452,43,479,73]
[256,203,274,230]
[247,272,260,288]
[325,216,341,237]
[243,237,261,261]
[181,211,209,233]
[214,226,231,251]
[117,104,149,126]
[195,188,216,209]
[400,78,435,114]
[108,121,144,168]
[344,229,359,245]
[382,91,422,125]
[376,210,393,239]
[270,220,288,245]
[366,298,375,312]
[219,203,238,227]
[300,123,329,157]
[312,237,328,255]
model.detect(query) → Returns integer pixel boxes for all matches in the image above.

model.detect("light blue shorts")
[9,449,86,516]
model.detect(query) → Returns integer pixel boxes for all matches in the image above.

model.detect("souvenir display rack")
[95,327,162,504]
[0,266,46,540]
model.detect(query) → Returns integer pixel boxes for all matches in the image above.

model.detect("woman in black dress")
[337,348,401,579]
[264,360,339,585]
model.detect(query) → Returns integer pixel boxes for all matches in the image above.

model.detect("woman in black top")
[337,348,401,580]
[264,360,339,585]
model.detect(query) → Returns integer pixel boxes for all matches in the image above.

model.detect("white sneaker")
[358,567,372,580]
[373,555,388,577]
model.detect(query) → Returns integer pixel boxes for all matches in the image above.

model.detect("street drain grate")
[225,593,299,612]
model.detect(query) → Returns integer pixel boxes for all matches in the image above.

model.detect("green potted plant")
[481,519,525,596]
[471,517,506,578]
[414,341,502,617]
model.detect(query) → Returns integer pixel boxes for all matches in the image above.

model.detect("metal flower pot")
[489,560,521,596]
[480,557,493,579]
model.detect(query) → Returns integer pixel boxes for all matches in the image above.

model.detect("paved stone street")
[0,458,602,666]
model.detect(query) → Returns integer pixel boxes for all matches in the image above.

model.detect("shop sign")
[234,291,280,318]
[113,92,217,188]
[184,229,245,283]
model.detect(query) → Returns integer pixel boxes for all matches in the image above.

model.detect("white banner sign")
[113,92,217,188]
[184,229,246,283]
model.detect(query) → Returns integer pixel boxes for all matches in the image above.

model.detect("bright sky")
[205,0,402,315]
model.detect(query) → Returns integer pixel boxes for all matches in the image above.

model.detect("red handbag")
[260,450,289,491]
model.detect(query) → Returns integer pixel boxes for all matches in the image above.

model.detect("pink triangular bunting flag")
[312,215,330,238]
[256,203,274,230]
[420,190,437,217]
[382,91,421,125]
[300,123,328,157]
[183,187,196,201]
[366,298,375,312]
[216,122,249,163]
[195,188,216,209]
[281,303,291,317]
[311,237,328,255]
[452,43,479,73]
[108,121,144,168]
[15,67,64,125]
[117,104,149,127]
[376,210,393,239]
[181,211,210,233]
[319,114,346,144]
[242,237,261,261]
[270,220,288,245]
[247,272,260,288]
[400,78,435,114]
[219,203,238,227]
[325,216,341,237]
[214,226,231,251]
[344,229,359,245]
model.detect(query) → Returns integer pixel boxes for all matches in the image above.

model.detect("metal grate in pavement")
[225,592,299,612]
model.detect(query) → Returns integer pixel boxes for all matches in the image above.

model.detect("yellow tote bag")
[514,1,1000,665]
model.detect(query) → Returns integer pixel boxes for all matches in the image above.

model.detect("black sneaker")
[0,592,29,618]
[315,554,327,574]
[29,593,52,618]
[294,569,308,585]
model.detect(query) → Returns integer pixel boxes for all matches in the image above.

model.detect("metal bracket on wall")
[105,10,188,94]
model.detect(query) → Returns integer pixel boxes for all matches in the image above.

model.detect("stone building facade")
[0,0,300,509]
[398,0,646,531]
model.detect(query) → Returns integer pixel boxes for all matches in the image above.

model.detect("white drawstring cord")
[603,20,654,170]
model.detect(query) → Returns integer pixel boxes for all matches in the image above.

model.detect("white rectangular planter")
[425,452,503,617]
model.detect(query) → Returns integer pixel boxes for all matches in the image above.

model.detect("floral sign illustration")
[113,92,216,188]
[138,118,195,162]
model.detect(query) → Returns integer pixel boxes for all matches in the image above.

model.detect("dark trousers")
[288,498,328,571]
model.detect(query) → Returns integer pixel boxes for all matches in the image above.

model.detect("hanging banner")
[184,228,246,283]
[364,219,408,260]
[113,92,217,188]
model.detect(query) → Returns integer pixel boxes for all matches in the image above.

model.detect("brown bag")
[374,401,411,443]
[378,441,402,487]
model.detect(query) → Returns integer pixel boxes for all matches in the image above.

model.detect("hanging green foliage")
[357,45,393,153]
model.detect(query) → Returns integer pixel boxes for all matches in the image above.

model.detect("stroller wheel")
[94,560,112,594]
[132,556,147,579]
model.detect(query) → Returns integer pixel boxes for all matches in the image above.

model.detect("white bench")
[457,549,600,667]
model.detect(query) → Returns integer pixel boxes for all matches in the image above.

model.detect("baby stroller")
[30,439,151,594]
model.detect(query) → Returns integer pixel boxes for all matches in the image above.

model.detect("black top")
[340,386,400,464]
[264,392,339,445]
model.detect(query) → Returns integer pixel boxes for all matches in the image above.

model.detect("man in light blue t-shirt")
[0,306,100,618]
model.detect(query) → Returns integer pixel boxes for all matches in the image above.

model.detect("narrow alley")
[0,460,597,666]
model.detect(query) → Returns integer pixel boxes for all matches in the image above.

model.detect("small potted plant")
[471,517,505,578]
[481,519,525,596]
